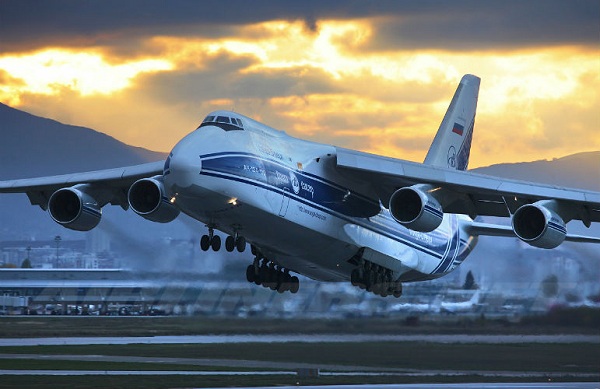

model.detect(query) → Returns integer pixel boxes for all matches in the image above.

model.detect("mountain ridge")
[0,102,166,180]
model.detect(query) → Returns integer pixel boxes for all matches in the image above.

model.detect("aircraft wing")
[0,161,164,210]
[464,221,600,243]
[335,147,600,225]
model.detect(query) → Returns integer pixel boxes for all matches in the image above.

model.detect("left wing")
[0,161,164,210]
[336,147,600,248]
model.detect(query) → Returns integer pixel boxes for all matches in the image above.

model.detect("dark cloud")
[135,52,339,105]
[366,2,599,51]
[1,1,597,52]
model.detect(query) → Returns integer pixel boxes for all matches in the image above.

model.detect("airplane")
[2,74,600,299]
[438,290,482,314]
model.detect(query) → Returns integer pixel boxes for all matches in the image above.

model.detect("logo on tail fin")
[447,146,457,168]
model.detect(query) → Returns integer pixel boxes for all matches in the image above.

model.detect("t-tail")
[424,74,480,171]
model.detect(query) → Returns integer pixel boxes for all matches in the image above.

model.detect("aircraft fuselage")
[164,111,476,283]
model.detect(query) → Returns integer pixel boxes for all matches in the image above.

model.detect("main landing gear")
[198,227,299,294]
[200,227,246,253]
[350,260,402,298]
[246,249,300,294]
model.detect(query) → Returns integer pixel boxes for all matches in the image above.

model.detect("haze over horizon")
[1,1,599,168]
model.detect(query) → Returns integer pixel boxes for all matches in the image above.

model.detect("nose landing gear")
[200,226,246,253]
[200,228,221,251]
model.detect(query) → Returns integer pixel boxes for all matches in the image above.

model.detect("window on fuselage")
[197,115,244,132]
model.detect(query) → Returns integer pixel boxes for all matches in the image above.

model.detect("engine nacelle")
[389,186,444,232]
[48,187,102,231]
[512,202,567,249]
[128,177,180,223]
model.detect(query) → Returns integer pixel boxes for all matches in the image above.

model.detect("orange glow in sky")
[1,18,598,168]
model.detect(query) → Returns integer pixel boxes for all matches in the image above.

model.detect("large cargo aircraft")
[2,75,599,297]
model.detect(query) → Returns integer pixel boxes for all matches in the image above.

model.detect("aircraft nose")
[163,139,201,193]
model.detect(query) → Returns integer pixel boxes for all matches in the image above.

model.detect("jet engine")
[128,177,180,223]
[512,201,567,249]
[48,186,102,231]
[389,185,444,232]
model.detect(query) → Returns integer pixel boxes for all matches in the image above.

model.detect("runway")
[1,334,597,387]
[1,353,598,380]
[1,333,598,346]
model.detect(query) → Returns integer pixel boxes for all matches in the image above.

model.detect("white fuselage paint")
[164,112,477,282]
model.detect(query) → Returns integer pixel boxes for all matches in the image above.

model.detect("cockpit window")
[198,114,244,132]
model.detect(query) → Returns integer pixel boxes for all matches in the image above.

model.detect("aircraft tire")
[200,235,210,251]
[236,237,246,252]
[246,265,256,283]
[290,276,300,293]
[259,264,269,284]
[350,268,362,286]
[365,270,375,292]
[393,281,403,298]
[225,236,235,252]
[211,235,221,251]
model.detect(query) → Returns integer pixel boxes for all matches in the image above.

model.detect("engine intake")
[389,186,444,232]
[512,202,567,249]
[48,187,102,231]
[128,177,179,223]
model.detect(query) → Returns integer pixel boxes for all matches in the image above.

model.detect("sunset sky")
[1,1,598,168]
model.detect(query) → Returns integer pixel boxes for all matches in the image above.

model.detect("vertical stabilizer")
[424,74,480,171]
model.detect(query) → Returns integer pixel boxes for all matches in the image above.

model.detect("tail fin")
[424,74,480,171]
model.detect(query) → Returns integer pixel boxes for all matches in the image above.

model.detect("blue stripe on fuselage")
[199,152,471,275]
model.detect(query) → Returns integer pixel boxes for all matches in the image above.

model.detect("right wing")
[464,220,600,244]
[0,161,164,210]
[336,147,600,225]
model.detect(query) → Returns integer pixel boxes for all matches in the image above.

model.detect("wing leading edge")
[0,161,165,210]
[335,147,600,225]
[464,220,600,244]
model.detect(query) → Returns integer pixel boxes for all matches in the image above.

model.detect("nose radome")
[163,138,202,193]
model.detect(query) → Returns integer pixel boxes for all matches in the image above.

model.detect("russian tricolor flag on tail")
[452,122,464,136]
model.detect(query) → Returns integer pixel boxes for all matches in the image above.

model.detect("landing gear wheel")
[290,276,300,294]
[393,281,403,298]
[246,265,255,283]
[200,235,210,251]
[236,236,246,252]
[225,236,235,252]
[350,268,362,286]
[211,235,221,251]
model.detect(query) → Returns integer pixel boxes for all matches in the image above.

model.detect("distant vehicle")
[2,75,599,298]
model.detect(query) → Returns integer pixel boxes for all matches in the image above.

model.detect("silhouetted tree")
[463,270,478,290]
[542,274,559,298]
[21,258,32,268]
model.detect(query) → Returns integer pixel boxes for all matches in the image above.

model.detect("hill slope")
[0,102,165,180]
